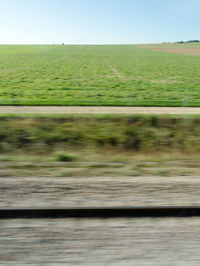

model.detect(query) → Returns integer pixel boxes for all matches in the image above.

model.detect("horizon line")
[0,42,166,46]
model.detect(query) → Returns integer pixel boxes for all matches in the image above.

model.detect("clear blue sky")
[0,0,200,44]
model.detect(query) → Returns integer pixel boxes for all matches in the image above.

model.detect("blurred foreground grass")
[0,115,200,177]
[0,115,200,155]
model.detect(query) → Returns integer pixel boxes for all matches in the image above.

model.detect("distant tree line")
[176,40,200,44]
[163,40,200,44]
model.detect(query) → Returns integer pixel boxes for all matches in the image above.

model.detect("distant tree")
[186,40,200,43]
[175,40,200,44]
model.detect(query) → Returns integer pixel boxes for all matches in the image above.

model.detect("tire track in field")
[108,64,126,81]
[105,60,126,81]
[56,55,72,62]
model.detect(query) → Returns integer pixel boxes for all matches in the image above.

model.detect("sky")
[0,0,200,44]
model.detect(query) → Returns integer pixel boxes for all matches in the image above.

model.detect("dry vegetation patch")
[152,48,200,56]
[139,43,200,55]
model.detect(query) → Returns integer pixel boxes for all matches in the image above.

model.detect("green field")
[1,44,200,106]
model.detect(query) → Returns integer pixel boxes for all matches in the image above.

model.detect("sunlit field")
[1,44,200,106]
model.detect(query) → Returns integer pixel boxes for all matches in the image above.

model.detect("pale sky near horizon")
[0,0,199,44]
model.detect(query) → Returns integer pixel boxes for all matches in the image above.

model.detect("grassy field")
[1,44,200,106]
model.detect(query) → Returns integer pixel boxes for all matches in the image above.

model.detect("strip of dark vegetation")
[0,115,200,155]
[176,40,200,44]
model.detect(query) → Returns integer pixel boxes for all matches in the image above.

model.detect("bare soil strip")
[139,44,200,55]
[1,176,200,208]
[0,106,200,114]
[1,218,200,264]
[151,48,200,55]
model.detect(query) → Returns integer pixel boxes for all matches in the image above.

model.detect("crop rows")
[0,44,200,106]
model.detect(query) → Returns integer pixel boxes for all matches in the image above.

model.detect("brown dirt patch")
[153,48,200,56]
[139,44,200,55]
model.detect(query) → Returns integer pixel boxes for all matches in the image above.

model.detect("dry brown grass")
[139,43,200,55]
[151,48,200,56]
